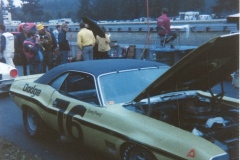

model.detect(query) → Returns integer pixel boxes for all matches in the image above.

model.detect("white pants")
[3,52,15,67]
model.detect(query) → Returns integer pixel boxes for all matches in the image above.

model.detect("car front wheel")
[123,144,156,160]
[23,107,43,137]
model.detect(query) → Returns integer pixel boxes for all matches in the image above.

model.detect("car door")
[46,72,100,141]
[46,71,125,156]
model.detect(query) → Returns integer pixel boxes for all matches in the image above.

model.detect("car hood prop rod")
[146,91,153,116]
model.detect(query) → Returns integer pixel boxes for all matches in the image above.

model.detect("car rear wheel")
[123,144,156,160]
[23,107,43,137]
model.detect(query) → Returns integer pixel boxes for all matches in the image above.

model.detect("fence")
[6,19,238,33]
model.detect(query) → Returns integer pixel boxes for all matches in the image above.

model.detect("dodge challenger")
[9,33,239,160]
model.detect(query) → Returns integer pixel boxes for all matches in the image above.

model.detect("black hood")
[134,33,239,102]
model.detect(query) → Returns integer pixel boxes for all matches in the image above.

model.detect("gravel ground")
[0,137,41,160]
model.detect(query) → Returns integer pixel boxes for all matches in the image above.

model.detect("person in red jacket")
[157,8,177,47]
[23,30,43,75]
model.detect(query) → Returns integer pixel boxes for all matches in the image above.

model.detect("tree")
[0,0,4,23]
[90,0,110,20]
[6,0,19,20]
[42,11,52,22]
[21,0,43,22]
[212,0,239,15]
[7,0,15,12]
[5,0,230,23]
[77,0,94,21]
[178,0,205,12]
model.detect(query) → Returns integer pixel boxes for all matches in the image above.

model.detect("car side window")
[49,72,69,90]
[58,72,99,105]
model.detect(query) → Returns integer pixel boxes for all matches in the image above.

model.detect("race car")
[9,33,239,160]
[0,62,18,93]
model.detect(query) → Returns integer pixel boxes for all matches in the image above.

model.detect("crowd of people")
[0,7,175,76]
[0,21,112,75]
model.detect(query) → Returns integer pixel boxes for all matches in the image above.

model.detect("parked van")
[184,11,199,20]
[199,15,212,20]
[58,18,74,24]
[49,20,58,25]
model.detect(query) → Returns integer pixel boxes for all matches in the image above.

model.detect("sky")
[3,0,21,7]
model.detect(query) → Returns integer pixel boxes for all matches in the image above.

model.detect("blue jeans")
[82,46,93,61]
[60,50,69,64]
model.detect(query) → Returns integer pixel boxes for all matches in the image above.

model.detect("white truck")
[199,14,212,20]
[184,11,199,20]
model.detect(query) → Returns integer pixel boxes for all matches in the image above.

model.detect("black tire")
[123,144,157,160]
[23,107,43,137]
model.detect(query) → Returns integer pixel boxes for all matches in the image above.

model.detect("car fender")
[105,104,227,160]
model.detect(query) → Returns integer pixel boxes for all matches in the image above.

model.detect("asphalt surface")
[0,92,107,160]
[0,65,111,160]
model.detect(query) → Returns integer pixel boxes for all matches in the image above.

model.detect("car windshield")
[99,66,169,105]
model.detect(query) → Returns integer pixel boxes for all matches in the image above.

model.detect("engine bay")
[124,90,239,159]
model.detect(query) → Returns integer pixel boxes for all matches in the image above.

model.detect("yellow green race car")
[10,33,239,160]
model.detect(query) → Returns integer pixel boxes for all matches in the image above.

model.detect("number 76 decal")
[54,98,87,140]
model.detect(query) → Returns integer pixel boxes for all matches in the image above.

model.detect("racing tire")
[123,144,157,160]
[23,107,44,138]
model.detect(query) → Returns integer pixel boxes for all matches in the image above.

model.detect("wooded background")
[2,0,239,22]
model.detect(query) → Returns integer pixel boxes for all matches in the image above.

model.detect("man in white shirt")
[53,25,61,44]
[0,24,15,67]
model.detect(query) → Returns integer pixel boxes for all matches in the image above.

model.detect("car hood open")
[133,33,239,102]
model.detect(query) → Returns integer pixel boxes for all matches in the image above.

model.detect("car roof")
[35,59,168,84]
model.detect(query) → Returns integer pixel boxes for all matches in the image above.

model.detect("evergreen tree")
[2,0,232,23]
[178,0,204,12]
[21,0,43,22]
[6,0,18,20]
[212,0,239,15]
[77,0,94,21]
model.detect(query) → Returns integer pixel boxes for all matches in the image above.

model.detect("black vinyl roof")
[35,59,167,84]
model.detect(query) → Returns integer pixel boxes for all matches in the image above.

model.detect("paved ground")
[67,31,229,47]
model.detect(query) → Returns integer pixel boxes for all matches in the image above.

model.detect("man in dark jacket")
[43,24,58,66]
[58,23,70,64]
[36,23,54,72]
[15,23,30,75]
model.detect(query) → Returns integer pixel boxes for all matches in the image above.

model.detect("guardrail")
[5,19,238,33]
[105,25,237,32]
